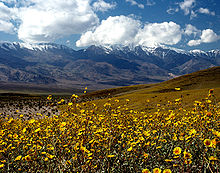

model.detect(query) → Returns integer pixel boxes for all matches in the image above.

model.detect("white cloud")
[188,29,219,46]
[200,29,219,43]
[0,20,14,33]
[190,10,197,19]
[76,15,141,47]
[0,2,12,21]
[167,7,179,14]
[198,8,215,16]
[0,0,99,43]
[76,16,182,47]
[92,0,116,12]
[135,22,182,47]
[187,39,200,46]
[0,2,16,33]
[126,0,144,9]
[179,0,195,15]
[0,0,16,5]
[17,0,99,43]
[184,24,200,36]
[146,0,155,6]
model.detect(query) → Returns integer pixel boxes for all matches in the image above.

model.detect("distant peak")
[190,49,207,54]
[90,44,189,55]
[0,42,71,51]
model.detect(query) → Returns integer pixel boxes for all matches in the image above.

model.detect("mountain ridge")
[0,42,219,92]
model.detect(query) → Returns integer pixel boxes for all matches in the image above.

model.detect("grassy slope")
[84,66,220,112]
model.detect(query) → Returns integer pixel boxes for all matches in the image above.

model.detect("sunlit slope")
[84,66,220,111]
[159,66,220,90]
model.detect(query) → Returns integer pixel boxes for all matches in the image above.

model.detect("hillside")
[0,67,219,173]
[82,66,220,111]
[160,66,220,90]
[83,66,220,97]
[0,42,220,92]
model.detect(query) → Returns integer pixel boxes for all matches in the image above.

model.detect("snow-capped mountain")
[0,42,72,52]
[0,42,219,90]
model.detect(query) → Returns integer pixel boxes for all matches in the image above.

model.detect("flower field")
[0,89,219,172]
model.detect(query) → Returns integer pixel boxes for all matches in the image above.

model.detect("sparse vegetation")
[0,67,219,172]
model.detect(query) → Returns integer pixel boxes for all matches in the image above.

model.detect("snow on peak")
[96,44,137,54]
[140,45,188,56]
[208,49,220,54]
[141,46,158,54]
[190,49,207,55]
[0,42,19,51]
[0,42,69,51]
[19,43,62,51]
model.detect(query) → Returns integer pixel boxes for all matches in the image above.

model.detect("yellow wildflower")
[209,89,214,94]
[163,169,172,173]
[204,139,212,147]
[144,153,149,159]
[153,168,162,173]
[22,128,26,133]
[183,151,192,159]
[184,160,192,164]
[47,95,52,100]
[34,128,41,133]
[127,147,133,152]
[68,102,73,106]
[29,119,35,124]
[60,122,67,127]
[24,155,31,162]
[44,157,49,161]
[142,168,151,173]
[209,156,218,161]
[173,147,181,155]
[14,155,22,161]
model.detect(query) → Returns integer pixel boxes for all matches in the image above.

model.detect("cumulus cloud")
[135,22,182,47]
[188,29,219,46]
[92,0,116,12]
[76,15,141,47]
[198,8,215,16]
[0,0,100,43]
[76,16,182,47]
[0,20,14,33]
[0,2,12,20]
[17,0,99,43]
[184,24,200,36]
[126,0,144,9]
[179,0,195,15]
[0,2,16,33]
[146,0,155,6]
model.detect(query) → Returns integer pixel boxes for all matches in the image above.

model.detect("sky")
[0,0,220,51]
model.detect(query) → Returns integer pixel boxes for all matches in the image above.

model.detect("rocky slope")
[0,42,219,91]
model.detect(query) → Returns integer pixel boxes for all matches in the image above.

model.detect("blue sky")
[0,0,219,51]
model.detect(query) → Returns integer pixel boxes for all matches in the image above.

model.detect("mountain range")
[0,42,219,92]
